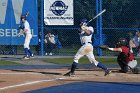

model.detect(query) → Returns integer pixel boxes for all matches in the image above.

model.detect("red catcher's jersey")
[120,46,134,62]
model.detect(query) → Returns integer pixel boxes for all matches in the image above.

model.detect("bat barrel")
[87,9,106,24]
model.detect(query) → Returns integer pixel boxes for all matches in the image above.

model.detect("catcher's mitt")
[99,45,109,49]
[131,68,140,74]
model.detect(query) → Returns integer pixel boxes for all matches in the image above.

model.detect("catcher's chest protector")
[117,52,128,62]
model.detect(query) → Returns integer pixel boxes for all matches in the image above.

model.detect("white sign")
[44,0,74,25]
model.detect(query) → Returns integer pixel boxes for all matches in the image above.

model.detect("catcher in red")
[100,38,139,73]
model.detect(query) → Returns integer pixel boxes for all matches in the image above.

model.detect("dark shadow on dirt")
[11,69,62,75]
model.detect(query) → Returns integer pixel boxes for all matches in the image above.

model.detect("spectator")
[129,30,140,56]
[44,32,55,55]
[55,34,62,49]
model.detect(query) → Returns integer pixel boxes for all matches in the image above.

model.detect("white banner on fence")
[44,0,74,25]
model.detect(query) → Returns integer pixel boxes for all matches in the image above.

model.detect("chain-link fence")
[2,28,137,56]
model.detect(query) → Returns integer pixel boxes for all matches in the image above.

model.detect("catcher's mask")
[116,38,127,47]
[80,18,88,26]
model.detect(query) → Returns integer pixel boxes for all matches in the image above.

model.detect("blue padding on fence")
[24,82,140,93]
[93,34,107,46]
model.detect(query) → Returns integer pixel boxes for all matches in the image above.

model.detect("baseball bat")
[87,9,106,24]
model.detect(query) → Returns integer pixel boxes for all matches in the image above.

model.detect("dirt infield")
[0,68,140,93]
[0,55,140,93]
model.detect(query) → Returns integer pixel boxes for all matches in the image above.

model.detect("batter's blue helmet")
[80,18,88,23]
[80,18,88,26]
[21,15,26,20]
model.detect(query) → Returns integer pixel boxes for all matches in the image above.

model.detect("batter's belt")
[82,42,92,45]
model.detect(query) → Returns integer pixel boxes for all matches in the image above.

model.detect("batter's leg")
[28,49,33,57]
[64,47,84,76]
[87,52,111,76]
[64,61,78,76]
[24,48,29,57]
[24,36,30,57]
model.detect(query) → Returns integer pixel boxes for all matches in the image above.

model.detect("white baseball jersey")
[24,20,31,35]
[23,20,32,49]
[80,26,94,44]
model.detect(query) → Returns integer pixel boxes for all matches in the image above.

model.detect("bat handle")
[25,12,29,17]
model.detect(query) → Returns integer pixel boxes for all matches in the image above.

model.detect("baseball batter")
[64,19,111,76]
[20,15,34,59]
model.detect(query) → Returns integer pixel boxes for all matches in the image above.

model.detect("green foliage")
[38,0,140,27]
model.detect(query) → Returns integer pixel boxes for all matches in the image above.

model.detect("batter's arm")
[80,26,93,35]
[84,29,92,35]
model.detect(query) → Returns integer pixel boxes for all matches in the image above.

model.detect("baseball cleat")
[30,54,34,58]
[64,71,75,77]
[30,56,34,58]
[104,70,111,76]
[23,56,30,60]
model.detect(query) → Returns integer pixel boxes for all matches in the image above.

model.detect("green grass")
[0,60,20,65]
[0,57,139,65]
[43,57,140,65]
